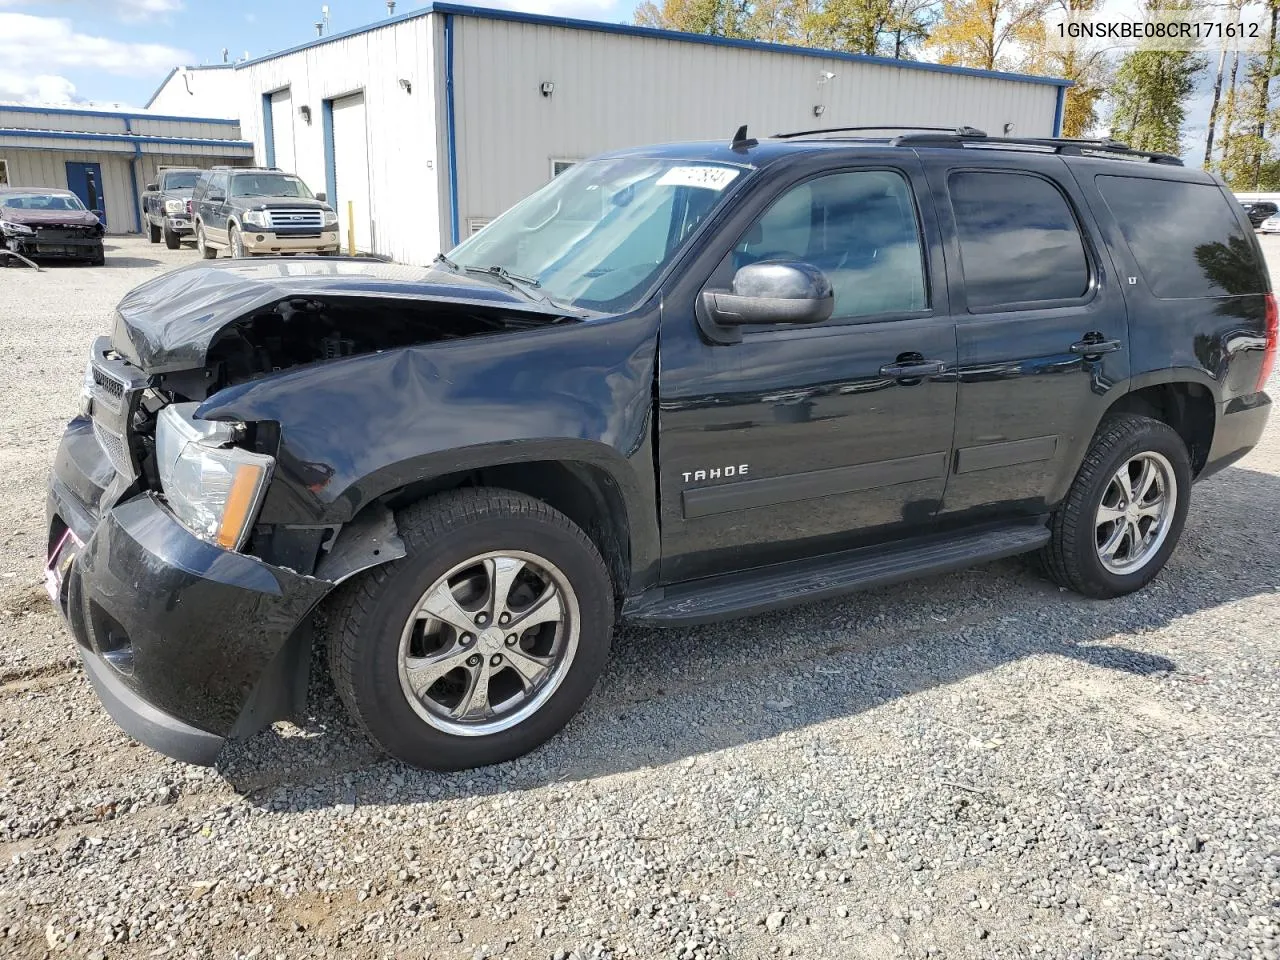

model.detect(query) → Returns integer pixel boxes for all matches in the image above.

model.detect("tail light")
[185,199,194,217]
[1260,292,1278,392]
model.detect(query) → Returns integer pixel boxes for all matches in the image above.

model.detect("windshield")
[163,171,201,190]
[447,157,745,312]
[1,193,86,211]
[231,173,314,199]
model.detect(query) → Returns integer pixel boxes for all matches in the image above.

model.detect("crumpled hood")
[1,206,102,228]
[111,258,577,374]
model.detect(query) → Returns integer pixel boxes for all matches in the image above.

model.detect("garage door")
[269,89,296,173]
[330,93,372,253]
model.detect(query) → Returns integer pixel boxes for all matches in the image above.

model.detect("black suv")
[48,127,1275,771]
[190,166,340,258]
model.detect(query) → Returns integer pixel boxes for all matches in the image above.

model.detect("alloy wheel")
[396,550,580,736]
[1094,451,1177,575]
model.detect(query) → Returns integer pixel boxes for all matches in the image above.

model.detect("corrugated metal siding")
[145,67,242,120]
[0,150,133,234]
[236,18,441,265]
[449,17,1059,237]
[0,108,243,142]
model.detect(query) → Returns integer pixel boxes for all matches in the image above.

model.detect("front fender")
[196,312,661,578]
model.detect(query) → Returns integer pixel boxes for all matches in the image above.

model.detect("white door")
[270,89,296,173]
[331,93,372,253]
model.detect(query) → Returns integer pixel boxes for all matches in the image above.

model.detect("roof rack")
[773,124,988,140]
[889,131,1184,165]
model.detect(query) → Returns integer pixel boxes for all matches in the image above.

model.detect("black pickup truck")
[141,167,202,249]
[48,128,1275,772]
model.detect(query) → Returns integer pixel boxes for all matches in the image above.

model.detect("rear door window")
[1096,176,1264,298]
[947,170,1090,310]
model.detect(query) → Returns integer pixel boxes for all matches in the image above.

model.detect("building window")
[550,159,578,178]
[0,159,8,187]
[467,217,491,236]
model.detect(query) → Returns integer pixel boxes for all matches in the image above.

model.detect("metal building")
[146,1,1070,263]
[0,105,253,235]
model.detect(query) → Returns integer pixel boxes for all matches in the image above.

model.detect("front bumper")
[48,417,331,765]
[242,229,340,254]
[1201,391,1272,479]
[6,235,103,260]
[163,216,193,235]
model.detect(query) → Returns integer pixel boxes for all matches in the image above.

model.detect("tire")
[196,223,217,259]
[148,221,161,243]
[1041,414,1192,599]
[163,227,181,250]
[229,225,246,259]
[325,488,614,771]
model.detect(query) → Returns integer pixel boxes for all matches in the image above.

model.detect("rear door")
[657,155,959,582]
[922,152,1131,523]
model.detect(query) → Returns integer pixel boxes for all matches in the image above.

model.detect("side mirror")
[145,183,159,192]
[703,261,834,332]
[314,191,327,202]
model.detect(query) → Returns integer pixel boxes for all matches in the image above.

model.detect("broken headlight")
[1,220,33,236]
[79,359,95,417]
[155,403,274,551]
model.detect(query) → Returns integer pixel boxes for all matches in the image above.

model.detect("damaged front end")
[48,259,587,763]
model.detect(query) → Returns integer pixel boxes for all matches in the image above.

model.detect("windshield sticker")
[657,166,741,191]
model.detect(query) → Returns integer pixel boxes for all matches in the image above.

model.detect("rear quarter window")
[1095,176,1264,299]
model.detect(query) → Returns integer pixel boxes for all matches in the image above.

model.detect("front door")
[658,158,958,583]
[920,153,1131,524]
[65,162,105,228]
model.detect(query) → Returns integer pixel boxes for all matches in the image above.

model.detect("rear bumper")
[48,419,331,765]
[1201,391,1272,479]
[242,229,340,254]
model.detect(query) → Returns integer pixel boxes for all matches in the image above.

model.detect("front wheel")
[229,225,246,258]
[1041,415,1192,599]
[325,488,614,771]
[163,227,181,250]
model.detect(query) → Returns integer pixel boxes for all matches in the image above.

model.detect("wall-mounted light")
[540,81,555,98]
[1003,122,1015,135]
[818,71,836,84]
[399,77,413,94]
[813,104,826,118]
[298,104,312,124]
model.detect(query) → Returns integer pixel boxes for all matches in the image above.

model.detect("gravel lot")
[1,235,1278,960]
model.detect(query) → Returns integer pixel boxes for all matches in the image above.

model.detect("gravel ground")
[1,235,1278,960]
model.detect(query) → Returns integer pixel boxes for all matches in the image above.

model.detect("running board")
[623,522,1050,626]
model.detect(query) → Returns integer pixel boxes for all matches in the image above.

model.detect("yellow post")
[346,200,356,256]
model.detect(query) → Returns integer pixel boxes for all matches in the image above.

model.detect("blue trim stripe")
[0,128,253,150]
[322,99,337,206]
[127,152,143,234]
[445,13,460,246]
[0,102,240,126]
[262,93,276,167]
[1053,86,1066,136]
[235,2,1071,89]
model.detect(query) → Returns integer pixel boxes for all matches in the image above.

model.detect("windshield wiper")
[433,253,460,271]
[463,264,544,300]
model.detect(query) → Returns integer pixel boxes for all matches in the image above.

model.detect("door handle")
[880,360,946,379]
[1070,338,1122,355]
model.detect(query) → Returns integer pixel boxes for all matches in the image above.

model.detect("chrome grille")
[92,420,132,477]
[266,208,324,229]
[92,367,124,400]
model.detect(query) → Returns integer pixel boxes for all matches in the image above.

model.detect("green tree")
[1215,0,1280,189]
[634,0,752,35]
[1019,0,1110,136]
[1107,0,1205,155]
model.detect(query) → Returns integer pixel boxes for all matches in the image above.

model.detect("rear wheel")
[163,227,181,250]
[196,223,217,259]
[148,221,161,243]
[1041,415,1192,598]
[325,488,614,771]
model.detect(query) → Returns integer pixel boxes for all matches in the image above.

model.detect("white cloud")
[0,13,190,77]
[0,70,78,104]
[113,0,183,19]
